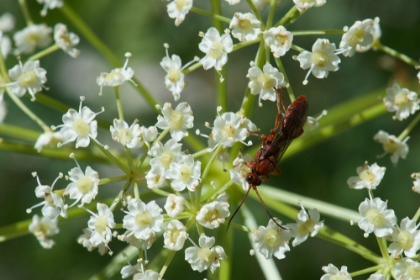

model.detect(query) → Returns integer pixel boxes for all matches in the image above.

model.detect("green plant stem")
[29,44,60,61]
[266,0,277,29]
[399,111,420,140]
[350,265,383,277]
[276,6,300,27]
[159,250,176,278]
[246,0,265,30]
[375,42,419,67]
[0,123,39,140]
[114,86,124,120]
[274,57,295,101]
[60,3,159,112]
[412,206,420,222]
[93,140,129,173]
[292,30,344,36]
[18,0,33,25]
[210,0,223,32]
[190,7,231,24]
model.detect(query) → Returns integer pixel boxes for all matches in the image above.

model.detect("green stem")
[114,86,124,120]
[18,0,33,25]
[375,42,419,67]
[196,145,222,205]
[210,0,223,32]
[275,6,300,27]
[28,44,60,61]
[274,57,295,101]
[92,140,129,173]
[398,111,420,140]
[190,7,231,24]
[245,0,265,30]
[350,265,383,277]
[292,30,345,36]
[159,250,177,278]
[376,236,390,259]
[266,0,277,29]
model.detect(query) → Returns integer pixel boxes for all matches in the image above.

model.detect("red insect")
[227,88,309,229]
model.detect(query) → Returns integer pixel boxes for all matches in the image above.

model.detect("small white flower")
[163,219,188,251]
[387,217,420,258]
[65,161,100,207]
[54,23,80,58]
[373,130,408,165]
[123,198,163,240]
[0,95,6,123]
[149,139,183,172]
[96,53,135,94]
[110,119,141,148]
[133,270,161,280]
[305,110,327,130]
[145,165,167,189]
[167,0,193,26]
[263,26,293,58]
[164,194,185,218]
[34,132,63,152]
[196,193,230,229]
[121,230,155,250]
[321,264,352,280]
[383,82,419,121]
[37,0,64,16]
[185,235,227,273]
[26,173,67,220]
[211,111,255,147]
[121,261,143,279]
[412,173,420,194]
[167,154,201,192]
[160,49,185,101]
[0,13,15,32]
[156,102,194,141]
[199,27,233,71]
[254,219,291,259]
[87,203,115,246]
[29,214,59,249]
[229,12,261,42]
[287,204,323,246]
[6,60,47,100]
[77,228,108,255]
[297,38,340,85]
[347,162,385,190]
[247,63,286,105]
[358,197,397,237]
[339,19,376,57]
[230,153,253,191]
[367,274,384,280]
[1,32,12,58]
[13,24,52,54]
[55,97,102,148]
[394,259,420,280]
[225,0,240,4]
[293,0,326,12]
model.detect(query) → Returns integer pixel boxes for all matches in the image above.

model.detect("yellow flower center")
[160,150,175,169]
[135,211,152,227]
[398,230,413,249]
[167,67,181,83]
[95,216,108,234]
[238,19,253,31]
[347,28,366,46]
[175,0,188,10]
[77,176,94,194]
[222,124,236,139]
[257,72,274,89]
[311,50,329,67]
[263,228,280,248]
[168,110,184,129]
[394,91,409,107]
[209,41,224,59]
[297,219,316,235]
[197,247,213,261]
[383,139,398,154]
[366,208,385,227]
[118,127,133,144]
[17,70,37,87]
[179,165,192,183]
[406,264,420,279]
[275,33,288,45]
[72,118,90,137]
[359,170,376,183]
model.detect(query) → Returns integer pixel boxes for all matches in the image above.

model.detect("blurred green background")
[1,0,420,279]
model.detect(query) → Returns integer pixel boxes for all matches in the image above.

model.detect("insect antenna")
[226,186,252,231]
[253,186,287,229]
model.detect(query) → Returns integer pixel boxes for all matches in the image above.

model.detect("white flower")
[156,102,194,141]
[0,13,15,32]
[225,0,240,4]
[54,23,80,58]
[387,217,420,258]
[1,32,11,58]
[65,162,100,207]
[133,270,161,280]
[196,193,230,229]
[287,204,323,246]
[149,139,183,174]
[121,261,143,279]
[160,50,185,101]
[254,218,291,259]
[185,235,227,273]
[0,95,6,123]
[37,0,64,16]
[167,154,201,192]
[347,162,385,190]
[167,0,193,26]
[230,153,253,190]
[393,259,420,280]
[96,52,134,94]
[77,228,108,255]
[87,203,115,247]
[121,230,155,250]
[211,111,255,147]
[163,219,188,251]
[55,97,102,148]
[26,173,67,220]
[297,38,340,85]
[373,130,408,165]
[13,24,52,54]
[29,214,59,249]
[367,274,384,280]
[229,13,261,42]
[306,110,327,130]
[199,27,233,71]
[358,197,397,237]
[339,19,377,57]
[321,264,352,280]
[34,132,63,152]
[123,198,163,240]
[293,0,326,12]
[247,63,286,105]
[6,60,47,100]
[110,119,141,148]
[412,173,420,194]
[383,82,419,121]
[263,26,293,58]
[145,165,167,189]
[164,194,185,218]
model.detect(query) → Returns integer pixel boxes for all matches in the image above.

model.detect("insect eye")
[246,175,253,182]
